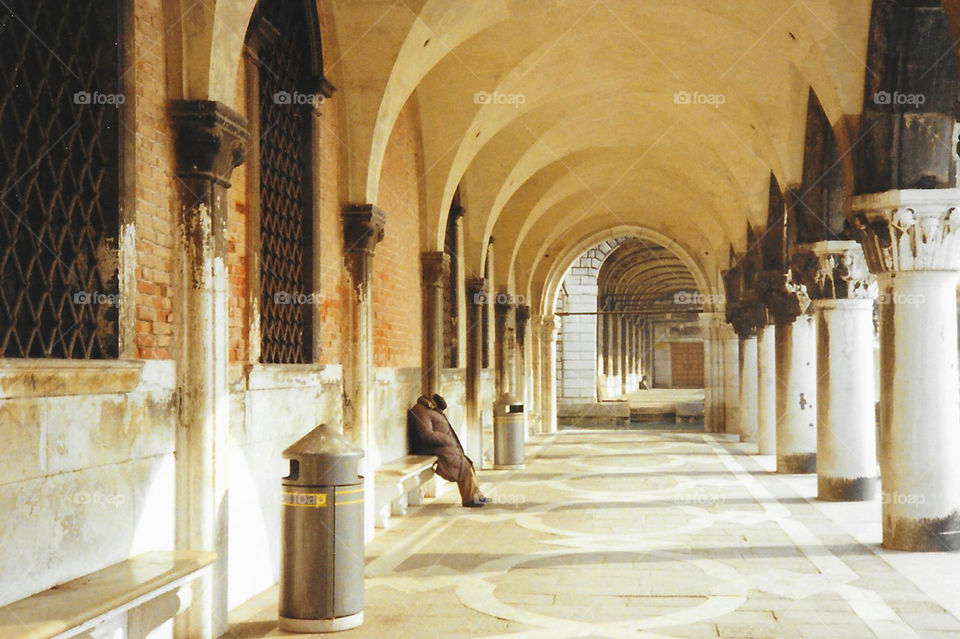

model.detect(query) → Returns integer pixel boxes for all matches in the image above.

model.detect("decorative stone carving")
[343,204,386,255]
[790,241,875,300]
[757,270,811,324]
[171,100,248,188]
[726,299,767,339]
[420,252,450,289]
[851,189,960,273]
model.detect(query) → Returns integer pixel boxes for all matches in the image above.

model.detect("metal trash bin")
[493,393,525,469]
[279,424,365,633]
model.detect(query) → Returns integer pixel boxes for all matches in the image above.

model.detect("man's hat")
[432,393,447,411]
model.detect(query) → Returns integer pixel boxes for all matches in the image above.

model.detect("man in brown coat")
[408,393,490,507]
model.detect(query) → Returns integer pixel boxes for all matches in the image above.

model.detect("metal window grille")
[0,0,120,359]
[256,0,314,364]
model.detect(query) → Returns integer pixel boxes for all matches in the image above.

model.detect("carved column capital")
[850,189,960,273]
[757,270,811,324]
[726,299,766,339]
[790,240,876,300]
[542,314,561,339]
[466,277,488,307]
[343,204,386,256]
[171,100,248,188]
[420,252,450,289]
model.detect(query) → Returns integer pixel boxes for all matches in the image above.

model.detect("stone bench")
[0,550,215,639]
[373,454,438,528]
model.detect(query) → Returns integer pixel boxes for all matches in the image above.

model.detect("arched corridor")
[3,0,960,637]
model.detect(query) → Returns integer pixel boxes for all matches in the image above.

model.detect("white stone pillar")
[761,271,817,473]
[793,241,878,501]
[540,314,561,434]
[171,101,247,639]
[721,322,740,434]
[343,206,386,542]
[737,335,758,443]
[529,314,543,434]
[465,278,487,461]
[853,189,960,550]
[756,323,776,455]
[420,252,450,395]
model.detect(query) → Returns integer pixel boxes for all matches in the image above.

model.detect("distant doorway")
[670,342,704,388]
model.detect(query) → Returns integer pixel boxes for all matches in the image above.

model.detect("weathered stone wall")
[0,361,177,605]
[226,365,344,609]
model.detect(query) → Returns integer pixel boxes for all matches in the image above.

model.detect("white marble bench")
[0,551,215,639]
[373,454,438,528]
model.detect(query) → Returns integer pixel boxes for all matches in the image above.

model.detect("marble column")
[540,314,561,434]
[171,100,247,639]
[852,189,960,550]
[793,241,878,501]
[720,321,740,435]
[760,271,817,474]
[698,313,722,432]
[343,205,386,542]
[756,323,777,455]
[465,278,487,461]
[516,305,531,436]
[620,316,630,395]
[529,314,544,434]
[494,297,509,396]
[421,252,450,395]
[729,307,760,444]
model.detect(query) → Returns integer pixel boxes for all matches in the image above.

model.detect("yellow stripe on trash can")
[281,492,327,508]
[336,498,364,505]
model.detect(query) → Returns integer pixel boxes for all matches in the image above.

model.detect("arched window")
[247,0,332,364]
[0,0,122,358]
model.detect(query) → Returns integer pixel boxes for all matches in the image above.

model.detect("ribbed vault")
[597,239,700,314]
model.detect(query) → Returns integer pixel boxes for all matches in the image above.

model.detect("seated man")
[408,393,490,507]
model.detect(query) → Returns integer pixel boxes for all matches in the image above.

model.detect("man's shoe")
[462,499,486,508]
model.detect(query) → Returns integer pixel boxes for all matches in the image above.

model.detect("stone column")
[516,305,531,435]
[540,314,561,434]
[451,207,468,368]
[760,271,817,473]
[852,189,960,550]
[465,278,487,461]
[756,322,776,455]
[793,241,878,501]
[698,313,719,432]
[529,314,543,434]
[342,205,385,542]
[170,100,247,639]
[617,315,630,395]
[729,308,759,444]
[421,252,450,395]
[720,321,740,434]
[494,297,512,395]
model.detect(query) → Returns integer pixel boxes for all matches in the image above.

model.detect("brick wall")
[132,0,176,360]
[372,102,423,368]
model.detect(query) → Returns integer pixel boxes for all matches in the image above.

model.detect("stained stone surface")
[224,429,960,639]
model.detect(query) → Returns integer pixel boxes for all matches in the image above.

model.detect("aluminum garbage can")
[279,424,365,633]
[493,393,525,469]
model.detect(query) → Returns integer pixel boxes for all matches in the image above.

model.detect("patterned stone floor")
[223,429,960,638]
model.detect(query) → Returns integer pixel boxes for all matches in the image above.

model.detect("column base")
[739,433,757,444]
[818,475,878,502]
[883,512,960,552]
[777,453,816,474]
